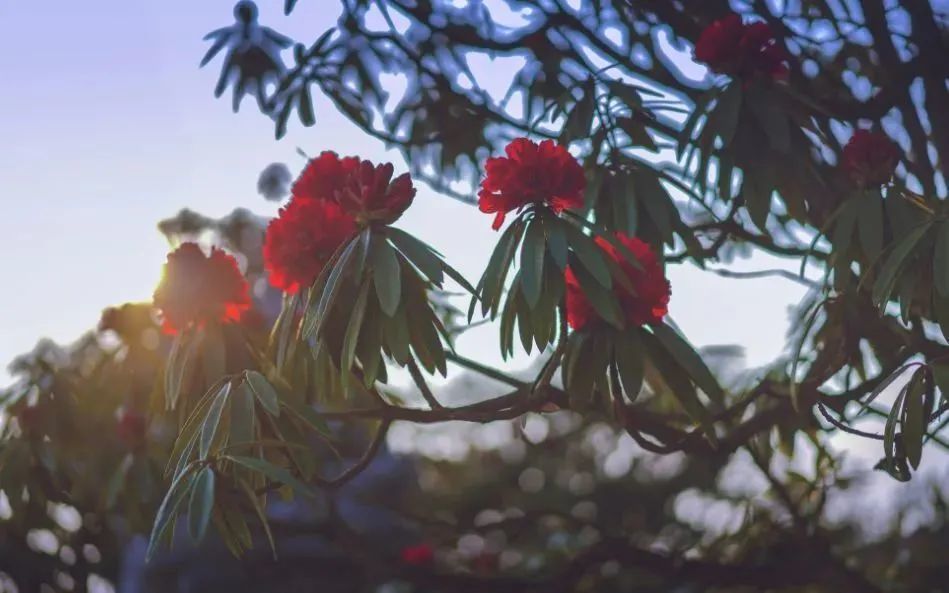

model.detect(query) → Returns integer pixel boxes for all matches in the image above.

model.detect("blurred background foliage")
[3,0,949,592]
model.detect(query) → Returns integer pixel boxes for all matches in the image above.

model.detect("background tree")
[2,1,949,592]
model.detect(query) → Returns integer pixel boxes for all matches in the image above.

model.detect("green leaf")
[188,467,215,542]
[309,237,359,338]
[520,218,547,308]
[372,238,402,316]
[743,167,772,231]
[341,277,371,387]
[651,323,724,408]
[560,82,596,145]
[245,371,280,417]
[200,382,230,459]
[298,85,315,126]
[613,330,645,402]
[229,383,256,447]
[387,228,444,287]
[872,223,932,309]
[644,332,716,444]
[499,277,519,358]
[747,89,790,152]
[716,82,743,147]
[239,479,276,559]
[383,304,411,364]
[165,330,198,410]
[279,396,331,437]
[164,379,224,477]
[146,464,199,560]
[570,255,624,328]
[903,369,926,470]
[567,333,607,408]
[933,221,949,297]
[225,455,315,499]
[857,189,884,261]
[564,223,611,287]
[631,171,674,245]
[884,384,909,469]
[201,324,226,386]
[678,89,714,159]
[476,219,525,318]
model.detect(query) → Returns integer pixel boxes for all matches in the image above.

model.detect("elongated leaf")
[372,238,402,316]
[239,479,276,558]
[613,330,645,402]
[748,89,789,152]
[229,383,256,447]
[188,467,215,542]
[644,332,716,444]
[857,189,884,261]
[387,227,445,287]
[678,89,714,159]
[341,278,371,388]
[564,223,611,287]
[201,324,226,386]
[570,255,623,328]
[743,167,772,231]
[872,223,932,308]
[520,218,546,308]
[245,371,280,417]
[164,379,225,477]
[903,369,926,469]
[226,455,315,499]
[309,237,359,338]
[279,396,331,437]
[716,82,742,147]
[146,464,198,560]
[933,221,949,297]
[165,330,198,410]
[200,383,230,459]
[884,384,909,468]
[652,323,724,408]
[632,171,673,245]
[544,218,568,270]
[477,219,525,318]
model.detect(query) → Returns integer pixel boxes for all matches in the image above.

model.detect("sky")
[0,0,811,389]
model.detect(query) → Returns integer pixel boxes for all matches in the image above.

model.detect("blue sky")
[0,1,808,386]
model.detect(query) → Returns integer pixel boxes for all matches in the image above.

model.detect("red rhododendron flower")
[335,160,416,225]
[116,408,147,449]
[153,243,250,334]
[695,15,788,81]
[841,130,900,187]
[263,197,357,293]
[291,151,416,225]
[565,233,670,330]
[478,138,585,230]
[292,151,359,202]
[401,543,434,566]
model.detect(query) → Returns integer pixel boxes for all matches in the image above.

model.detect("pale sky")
[0,1,807,387]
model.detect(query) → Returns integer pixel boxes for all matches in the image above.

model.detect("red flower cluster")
[264,151,415,293]
[841,130,900,187]
[116,408,147,449]
[293,151,416,225]
[400,543,434,566]
[263,198,357,294]
[565,233,670,330]
[695,15,788,81]
[153,243,250,334]
[478,138,585,230]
